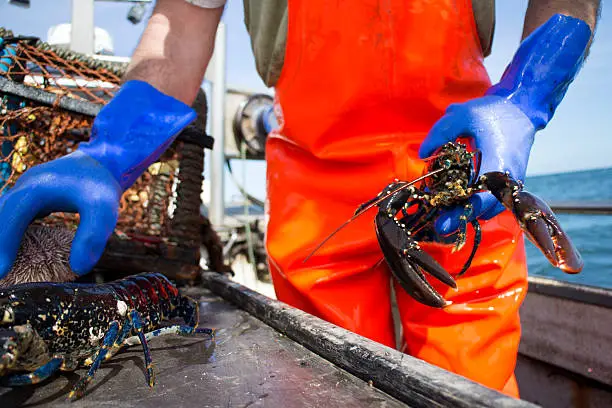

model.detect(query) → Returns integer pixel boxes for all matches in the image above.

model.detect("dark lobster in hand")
[304,142,583,308]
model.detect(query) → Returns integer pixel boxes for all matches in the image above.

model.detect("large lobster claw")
[481,171,583,273]
[375,211,457,308]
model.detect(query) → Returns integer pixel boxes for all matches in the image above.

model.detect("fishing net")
[0,28,216,284]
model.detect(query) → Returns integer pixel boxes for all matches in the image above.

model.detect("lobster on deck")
[0,272,214,401]
[305,142,583,308]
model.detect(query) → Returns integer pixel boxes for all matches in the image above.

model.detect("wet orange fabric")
[264,0,528,398]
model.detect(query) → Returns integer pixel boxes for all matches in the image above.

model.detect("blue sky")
[0,1,610,204]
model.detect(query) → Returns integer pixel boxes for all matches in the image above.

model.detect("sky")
[0,0,610,204]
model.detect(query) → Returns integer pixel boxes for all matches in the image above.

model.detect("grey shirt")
[188,0,495,88]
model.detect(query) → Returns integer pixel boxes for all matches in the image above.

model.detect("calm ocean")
[524,167,612,289]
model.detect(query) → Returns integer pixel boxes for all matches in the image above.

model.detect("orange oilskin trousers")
[264,0,528,398]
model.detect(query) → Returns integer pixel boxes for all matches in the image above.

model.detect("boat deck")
[0,286,406,408]
[0,273,540,408]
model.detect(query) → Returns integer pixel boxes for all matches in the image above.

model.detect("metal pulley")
[231,93,276,160]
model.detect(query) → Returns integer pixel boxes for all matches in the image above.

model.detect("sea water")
[524,167,612,289]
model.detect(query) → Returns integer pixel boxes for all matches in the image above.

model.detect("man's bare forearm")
[522,0,601,51]
[123,0,224,105]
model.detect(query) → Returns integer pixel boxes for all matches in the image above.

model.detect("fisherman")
[0,0,600,398]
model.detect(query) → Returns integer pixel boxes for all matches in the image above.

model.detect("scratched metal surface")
[0,287,407,408]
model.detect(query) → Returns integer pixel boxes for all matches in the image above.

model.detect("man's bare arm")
[522,0,601,49]
[123,0,224,105]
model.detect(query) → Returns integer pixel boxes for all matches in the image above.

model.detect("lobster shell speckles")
[0,272,214,401]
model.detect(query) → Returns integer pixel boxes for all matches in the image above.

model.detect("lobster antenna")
[302,167,445,264]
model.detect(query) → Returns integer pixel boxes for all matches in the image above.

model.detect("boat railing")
[549,201,612,215]
[513,200,612,405]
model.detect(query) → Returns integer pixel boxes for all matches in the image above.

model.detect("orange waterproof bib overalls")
[264,0,528,397]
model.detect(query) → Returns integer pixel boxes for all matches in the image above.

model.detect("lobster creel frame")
[0,28,215,285]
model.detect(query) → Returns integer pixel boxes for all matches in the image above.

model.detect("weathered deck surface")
[0,287,407,408]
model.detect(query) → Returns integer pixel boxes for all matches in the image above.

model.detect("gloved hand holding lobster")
[307,14,592,308]
[392,14,591,306]
[420,14,591,236]
[0,81,196,279]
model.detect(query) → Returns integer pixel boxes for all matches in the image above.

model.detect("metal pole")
[209,22,227,227]
[548,201,612,215]
[70,0,95,54]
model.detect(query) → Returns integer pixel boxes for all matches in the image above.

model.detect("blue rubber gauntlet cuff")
[77,80,196,190]
[485,14,591,129]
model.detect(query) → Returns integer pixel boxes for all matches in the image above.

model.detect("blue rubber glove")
[418,14,591,235]
[0,80,196,278]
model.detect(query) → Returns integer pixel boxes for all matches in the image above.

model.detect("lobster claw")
[375,212,457,308]
[481,171,583,273]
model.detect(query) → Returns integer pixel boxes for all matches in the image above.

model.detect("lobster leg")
[440,203,481,277]
[129,310,156,387]
[99,308,156,366]
[96,314,138,365]
[3,357,63,386]
[124,326,215,347]
[399,201,433,233]
[453,203,474,252]
[457,219,481,277]
[404,202,480,277]
[68,321,120,401]
[481,171,583,273]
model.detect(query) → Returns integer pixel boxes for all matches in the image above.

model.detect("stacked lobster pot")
[0,27,216,285]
